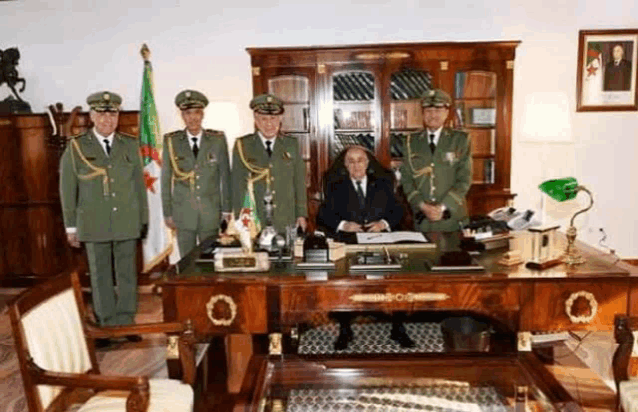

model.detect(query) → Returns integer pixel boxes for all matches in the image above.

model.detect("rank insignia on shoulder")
[86,156,96,161]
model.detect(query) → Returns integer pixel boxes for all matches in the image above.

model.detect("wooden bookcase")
[247,41,519,227]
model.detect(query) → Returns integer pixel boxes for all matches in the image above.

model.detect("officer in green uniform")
[400,89,472,233]
[161,90,231,256]
[231,94,308,233]
[59,91,148,338]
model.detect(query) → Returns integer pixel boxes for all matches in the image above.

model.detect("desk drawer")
[523,280,629,331]
[170,284,268,335]
[280,282,519,323]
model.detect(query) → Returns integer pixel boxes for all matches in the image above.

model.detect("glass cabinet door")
[331,71,376,161]
[389,68,434,168]
[454,71,497,185]
[267,75,312,188]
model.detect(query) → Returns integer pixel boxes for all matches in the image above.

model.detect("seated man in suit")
[317,145,414,350]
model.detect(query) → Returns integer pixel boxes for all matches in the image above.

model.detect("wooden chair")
[9,271,197,412]
[613,314,638,412]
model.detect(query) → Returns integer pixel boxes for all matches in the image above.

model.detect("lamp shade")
[538,177,579,202]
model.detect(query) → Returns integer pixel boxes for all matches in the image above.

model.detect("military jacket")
[59,131,148,242]
[231,132,307,233]
[161,129,231,232]
[399,128,472,232]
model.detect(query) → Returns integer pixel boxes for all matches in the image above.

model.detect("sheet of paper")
[356,231,428,244]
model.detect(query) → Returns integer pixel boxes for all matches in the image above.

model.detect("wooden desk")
[159,233,637,400]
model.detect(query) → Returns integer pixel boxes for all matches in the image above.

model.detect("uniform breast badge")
[207,152,217,164]
[445,152,457,164]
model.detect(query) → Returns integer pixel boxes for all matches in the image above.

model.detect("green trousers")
[85,239,138,326]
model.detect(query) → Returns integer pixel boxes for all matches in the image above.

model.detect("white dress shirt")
[336,175,390,232]
[257,131,276,154]
[186,129,202,151]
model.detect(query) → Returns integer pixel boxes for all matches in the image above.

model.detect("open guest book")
[356,231,429,244]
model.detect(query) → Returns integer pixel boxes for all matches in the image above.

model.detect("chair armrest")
[86,320,198,386]
[28,359,151,411]
[85,321,186,339]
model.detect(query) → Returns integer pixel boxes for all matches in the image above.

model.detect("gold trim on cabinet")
[317,64,326,74]
[507,60,514,70]
[440,61,449,71]
[349,292,450,303]
[252,66,261,76]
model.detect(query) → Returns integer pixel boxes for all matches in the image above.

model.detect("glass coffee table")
[237,353,581,412]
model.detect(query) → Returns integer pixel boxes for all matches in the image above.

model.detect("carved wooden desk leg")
[613,315,633,411]
[225,334,253,394]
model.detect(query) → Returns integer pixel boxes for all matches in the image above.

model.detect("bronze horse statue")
[1,47,27,102]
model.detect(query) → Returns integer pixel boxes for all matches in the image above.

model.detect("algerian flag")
[139,44,172,272]
[236,186,261,238]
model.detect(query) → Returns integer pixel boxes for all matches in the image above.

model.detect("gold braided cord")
[167,135,195,191]
[70,139,110,196]
[448,190,464,206]
[236,139,271,193]
[406,134,434,178]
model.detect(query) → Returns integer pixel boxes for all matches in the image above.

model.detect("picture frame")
[469,108,496,125]
[577,29,638,112]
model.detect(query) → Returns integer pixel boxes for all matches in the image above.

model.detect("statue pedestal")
[0,96,31,114]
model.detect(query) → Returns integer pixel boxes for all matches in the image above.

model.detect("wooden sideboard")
[0,111,139,285]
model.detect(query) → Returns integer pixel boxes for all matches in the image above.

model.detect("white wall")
[2,0,637,256]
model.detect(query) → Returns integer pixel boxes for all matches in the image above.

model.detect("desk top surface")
[161,231,636,286]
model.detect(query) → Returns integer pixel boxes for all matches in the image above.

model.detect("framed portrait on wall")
[576,29,638,112]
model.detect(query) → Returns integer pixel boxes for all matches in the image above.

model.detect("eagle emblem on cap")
[186,91,191,98]
[266,96,273,103]
[103,93,110,100]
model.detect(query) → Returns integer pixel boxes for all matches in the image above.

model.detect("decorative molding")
[252,66,260,76]
[349,292,450,303]
[269,333,282,355]
[506,60,514,70]
[564,290,598,324]
[0,119,12,126]
[518,331,531,351]
[317,64,326,74]
[206,294,237,326]
[166,335,179,359]
[440,61,449,71]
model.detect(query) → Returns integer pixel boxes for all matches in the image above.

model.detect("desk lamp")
[538,177,594,265]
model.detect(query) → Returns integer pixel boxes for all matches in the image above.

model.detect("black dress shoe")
[94,338,111,349]
[390,327,415,348]
[125,335,142,343]
[334,328,354,351]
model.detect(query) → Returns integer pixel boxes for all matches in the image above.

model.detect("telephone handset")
[488,206,520,222]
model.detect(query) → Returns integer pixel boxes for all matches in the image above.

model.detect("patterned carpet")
[298,322,445,355]
[283,385,509,412]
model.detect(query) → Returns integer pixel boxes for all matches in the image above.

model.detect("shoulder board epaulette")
[280,133,296,140]
[119,132,136,139]
[237,133,254,140]
[69,132,84,141]
[205,129,224,136]
[165,130,182,138]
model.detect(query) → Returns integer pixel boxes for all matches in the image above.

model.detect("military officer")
[231,94,307,233]
[161,89,231,256]
[59,91,148,344]
[400,89,472,232]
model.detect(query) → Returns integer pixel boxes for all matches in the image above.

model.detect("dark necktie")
[191,137,199,158]
[103,139,111,155]
[429,134,436,154]
[265,140,273,157]
[355,180,365,208]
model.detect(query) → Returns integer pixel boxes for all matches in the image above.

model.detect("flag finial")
[140,43,151,62]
